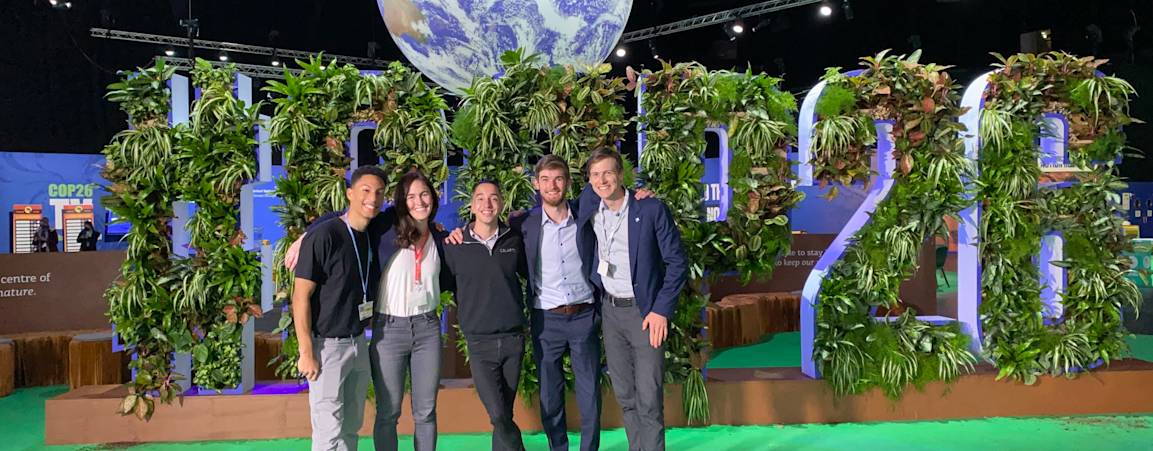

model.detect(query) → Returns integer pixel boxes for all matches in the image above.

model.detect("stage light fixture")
[649,40,660,60]
[218,52,229,62]
[731,20,745,34]
[615,47,627,58]
[49,0,58,5]
[64,1,71,8]
[751,18,771,33]
[164,47,176,57]
[271,59,281,67]
[819,4,833,17]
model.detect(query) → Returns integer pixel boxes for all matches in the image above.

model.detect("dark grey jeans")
[603,301,666,451]
[370,312,442,451]
[467,334,526,451]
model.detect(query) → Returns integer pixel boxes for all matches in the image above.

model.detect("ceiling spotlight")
[164,47,176,57]
[218,52,229,62]
[819,4,833,17]
[731,18,745,34]
[49,0,58,5]
[615,47,626,58]
[649,40,660,60]
[64,1,72,7]
[271,59,281,67]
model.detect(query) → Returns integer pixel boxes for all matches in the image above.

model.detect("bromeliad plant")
[809,51,978,398]
[265,56,451,378]
[102,59,185,420]
[168,60,263,391]
[634,61,802,423]
[978,52,1141,384]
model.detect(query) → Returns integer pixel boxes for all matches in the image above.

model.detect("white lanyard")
[343,214,372,303]
[598,200,627,260]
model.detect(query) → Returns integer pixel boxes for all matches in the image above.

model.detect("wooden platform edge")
[45,363,1153,445]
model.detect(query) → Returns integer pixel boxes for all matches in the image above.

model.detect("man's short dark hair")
[472,180,503,197]
[585,147,624,175]
[349,165,388,187]
[534,154,571,181]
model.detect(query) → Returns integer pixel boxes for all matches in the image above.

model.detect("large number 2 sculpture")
[797,71,975,379]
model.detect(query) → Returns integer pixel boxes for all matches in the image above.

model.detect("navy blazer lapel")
[524,208,542,259]
[628,194,641,277]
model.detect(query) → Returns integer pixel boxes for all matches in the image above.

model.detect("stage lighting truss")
[90,27,391,68]
[621,0,820,43]
[163,56,302,78]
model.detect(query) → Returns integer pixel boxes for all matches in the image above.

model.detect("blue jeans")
[370,312,441,451]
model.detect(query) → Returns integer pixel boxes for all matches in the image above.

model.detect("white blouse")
[377,236,440,317]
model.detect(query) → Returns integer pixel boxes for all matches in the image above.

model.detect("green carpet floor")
[707,332,1153,370]
[937,270,957,293]
[3,386,1152,451]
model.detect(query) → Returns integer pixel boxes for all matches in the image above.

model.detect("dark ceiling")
[2,0,1151,177]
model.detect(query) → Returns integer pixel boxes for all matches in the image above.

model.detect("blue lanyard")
[344,214,371,302]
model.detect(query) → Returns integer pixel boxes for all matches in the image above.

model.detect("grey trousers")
[603,302,666,451]
[309,335,371,451]
[370,312,442,451]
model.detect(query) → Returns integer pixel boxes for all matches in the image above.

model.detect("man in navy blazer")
[578,148,688,451]
[507,155,602,451]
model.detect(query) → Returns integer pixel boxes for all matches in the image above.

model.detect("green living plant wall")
[168,60,263,391]
[102,60,184,420]
[809,51,978,398]
[451,49,629,216]
[635,61,803,423]
[978,52,1141,384]
[449,49,629,399]
[265,56,449,377]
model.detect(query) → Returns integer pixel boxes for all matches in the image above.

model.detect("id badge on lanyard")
[345,216,374,321]
[598,207,625,278]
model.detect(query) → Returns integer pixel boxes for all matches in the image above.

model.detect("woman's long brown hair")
[393,170,440,248]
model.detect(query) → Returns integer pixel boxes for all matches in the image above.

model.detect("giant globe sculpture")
[376,0,633,95]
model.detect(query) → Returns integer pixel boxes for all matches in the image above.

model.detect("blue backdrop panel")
[0,151,111,254]
[1124,182,1153,238]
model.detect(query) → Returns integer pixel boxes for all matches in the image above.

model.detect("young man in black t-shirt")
[293,165,388,451]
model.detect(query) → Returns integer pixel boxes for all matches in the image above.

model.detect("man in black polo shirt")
[293,165,388,451]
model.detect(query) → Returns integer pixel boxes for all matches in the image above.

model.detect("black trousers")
[467,334,526,451]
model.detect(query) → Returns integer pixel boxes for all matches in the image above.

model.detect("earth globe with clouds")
[376,0,633,95]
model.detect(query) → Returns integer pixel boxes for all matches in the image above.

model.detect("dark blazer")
[577,185,688,318]
[511,200,599,304]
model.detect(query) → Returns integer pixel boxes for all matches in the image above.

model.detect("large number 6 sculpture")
[957,53,1140,384]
